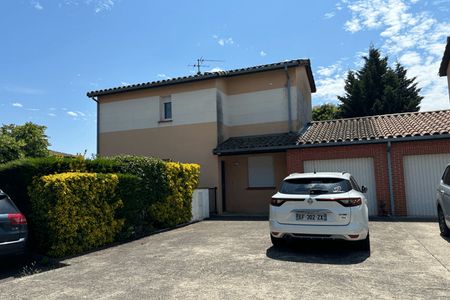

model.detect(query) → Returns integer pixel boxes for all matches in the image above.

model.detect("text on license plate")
[296,213,327,221]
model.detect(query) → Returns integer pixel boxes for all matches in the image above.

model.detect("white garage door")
[304,157,378,216]
[403,154,450,217]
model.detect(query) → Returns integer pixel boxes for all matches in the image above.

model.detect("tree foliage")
[338,46,422,118]
[312,104,340,121]
[0,122,49,164]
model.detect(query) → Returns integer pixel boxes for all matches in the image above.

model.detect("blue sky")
[1,0,449,155]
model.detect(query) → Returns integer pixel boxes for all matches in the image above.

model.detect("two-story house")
[87,59,316,215]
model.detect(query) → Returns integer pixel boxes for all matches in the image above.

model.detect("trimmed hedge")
[0,156,85,215]
[0,155,200,257]
[29,172,124,257]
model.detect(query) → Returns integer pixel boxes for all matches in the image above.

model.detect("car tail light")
[317,198,362,207]
[8,213,27,225]
[270,199,286,207]
[337,198,362,207]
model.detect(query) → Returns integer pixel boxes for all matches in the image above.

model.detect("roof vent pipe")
[284,65,293,133]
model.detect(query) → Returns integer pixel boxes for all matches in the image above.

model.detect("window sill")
[158,119,173,123]
[246,186,276,190]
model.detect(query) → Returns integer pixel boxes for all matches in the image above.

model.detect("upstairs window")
[160,96,172,121]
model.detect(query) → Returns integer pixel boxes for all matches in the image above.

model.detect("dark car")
[0,190,28,256]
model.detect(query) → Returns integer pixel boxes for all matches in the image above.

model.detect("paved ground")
[1,220,450,299]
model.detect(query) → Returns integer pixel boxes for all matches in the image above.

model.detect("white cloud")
[120,81,130,86]
[208,67,224,72]
[48,113,56,117]
[260,50,267,57]
[12,102,23,107]
[32,1,43,10]
[399,51,421,66]
[26,108,40,111]
[60,0,115,13]
[213,35,234,46]
[76,111,86,117]
[157,74,171,80]
[67,111,78,117]
[324,12,336,19]
[315,0,450,111]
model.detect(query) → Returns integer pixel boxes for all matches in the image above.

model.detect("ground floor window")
[248,156,274,188]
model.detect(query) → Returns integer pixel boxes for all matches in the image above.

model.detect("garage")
[304,157,378,216]
[403,153,450,217]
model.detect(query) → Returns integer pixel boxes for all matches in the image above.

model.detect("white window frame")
[160,96,172,121]
[248,156,275,188]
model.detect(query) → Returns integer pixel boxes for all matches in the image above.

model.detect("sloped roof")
[87,59,316,97]
[298,110,450,145]
[214,110,450,155]
[214,132,298,155]
[439,36,450,77]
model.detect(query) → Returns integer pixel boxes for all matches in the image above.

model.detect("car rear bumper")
[0,238,27,256]
[269,220,369,241]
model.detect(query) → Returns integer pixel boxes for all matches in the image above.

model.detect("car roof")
[284,172,352,180]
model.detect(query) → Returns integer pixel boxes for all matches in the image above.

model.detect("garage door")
[304,158,378,216]
[403,154,450,217]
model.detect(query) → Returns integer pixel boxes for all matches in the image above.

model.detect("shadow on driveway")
[266,239,370,265]
[0,254,68,282]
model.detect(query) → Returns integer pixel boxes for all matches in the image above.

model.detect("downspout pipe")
[387,141,395,216]
[284,65,293,133]
[88,95,100,156]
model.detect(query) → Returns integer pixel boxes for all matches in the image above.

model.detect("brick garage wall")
[287,144,390,215]
[390,139,450,216]
[286,138,450,216]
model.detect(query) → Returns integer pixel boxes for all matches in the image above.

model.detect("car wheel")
[438,206,450,237]
[270,235,285,247]
[356,233,370,252]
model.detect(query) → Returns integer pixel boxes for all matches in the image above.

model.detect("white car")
[269,172,370,250]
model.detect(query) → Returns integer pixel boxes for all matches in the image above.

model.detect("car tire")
[438,206,450,237]
[270,235,285,247]
[356,233,370,252]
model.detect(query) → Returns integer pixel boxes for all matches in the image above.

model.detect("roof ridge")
[87,58,313,97]
[310,109,450,124]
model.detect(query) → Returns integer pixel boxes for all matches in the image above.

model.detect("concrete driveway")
[0,220,449,299]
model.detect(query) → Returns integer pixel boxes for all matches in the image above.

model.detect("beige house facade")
[88,60,316,214]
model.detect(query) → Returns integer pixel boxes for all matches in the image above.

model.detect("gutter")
[386,141,395,216]
[284,65,293,132]
[88,96,100,156]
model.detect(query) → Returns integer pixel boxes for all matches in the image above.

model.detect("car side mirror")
[361,186,368,193]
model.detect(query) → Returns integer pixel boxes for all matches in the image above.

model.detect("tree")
[338,46,422,118]
[312,104,340,121]
[0,122,50,164]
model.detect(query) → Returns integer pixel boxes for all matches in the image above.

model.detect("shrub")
[148,162,200,227]
[28,172,124,257]
[0,156,85,215]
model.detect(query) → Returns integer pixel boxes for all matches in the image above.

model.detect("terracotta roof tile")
[298,110,450,145]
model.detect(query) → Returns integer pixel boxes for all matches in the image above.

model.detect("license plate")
[296,213,327,221]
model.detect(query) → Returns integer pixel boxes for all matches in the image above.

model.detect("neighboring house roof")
[214,110,450,155]
[49,150,75,157]
[214,132,298,155]
[299,110,450,145]
[87,59,316,97]
[439,36,450,77]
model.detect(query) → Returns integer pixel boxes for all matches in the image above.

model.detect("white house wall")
[99,88,217,133]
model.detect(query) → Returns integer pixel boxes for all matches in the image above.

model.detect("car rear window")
[280,177,352,195]
[0,195,18,214]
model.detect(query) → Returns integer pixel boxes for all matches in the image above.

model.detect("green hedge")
[28,172,124,257]
[0,155,200,256]
[0,156,85,215]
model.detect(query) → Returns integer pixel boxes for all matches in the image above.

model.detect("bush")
[148,162,200,227]
[0,156,85,215]
[28,172,124,257]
